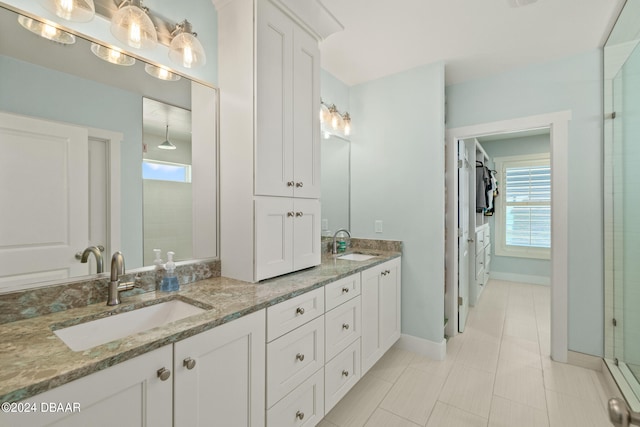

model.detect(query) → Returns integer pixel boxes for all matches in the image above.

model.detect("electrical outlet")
[375,220,383,233]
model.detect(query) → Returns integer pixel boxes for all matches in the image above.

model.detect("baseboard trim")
[567,350,603,371]
[395,334,446,361]
[489,272,550,286]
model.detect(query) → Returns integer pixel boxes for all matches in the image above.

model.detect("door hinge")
[611,111,617,119]
[458,296,463,306]
[457,159,463,169]
[613,318,618,327]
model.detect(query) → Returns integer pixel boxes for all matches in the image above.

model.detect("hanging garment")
[485,170,498,216]
[476,163,489,212]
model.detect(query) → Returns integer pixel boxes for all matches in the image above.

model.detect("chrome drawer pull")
[296,410,305,420]
[296,353,305,362]
[296,307,305,315]
[342,323,350,330]
[342,370,349,377]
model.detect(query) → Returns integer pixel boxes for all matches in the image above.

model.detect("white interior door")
[458,139,470,331]
[0,112,89,291]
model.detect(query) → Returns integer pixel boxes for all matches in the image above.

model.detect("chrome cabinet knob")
[183,357,196,370]
[386,269,391,274]
[381,271,387,276]
[296,353,305,362]
[287,211,295,217]
[287,181,295,187]
[342,287,350,293]
[295,212,303,217]
[296,307,305,315]
[295,182,304,188]
[296,410,305,420]
[157,367,171,381]
[342,323,350,330]
[342,370,349,377]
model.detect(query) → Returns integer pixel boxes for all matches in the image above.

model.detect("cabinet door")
[1,346,173,427]
[174,309,266,427]
[380,259,401,352]
[361,265,381,375]
[256,0,294,197]
[292,199,321,271]
[256,197,294,281]
[291,24,320,199]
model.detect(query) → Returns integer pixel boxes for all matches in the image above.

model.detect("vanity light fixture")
[144,64,181,81]
[329,104,343,131]
[342,112,351,136]
[40,0,95,22]
[90,42,135,66]
[158,125,177,150]
[319,101,331,124]
[168,20,206,69]
[320,101,352,139]
[110,0,157,50]
[17,15,76,44]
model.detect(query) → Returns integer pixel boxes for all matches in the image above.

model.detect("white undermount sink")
[337,253,377,261]
[53,300,206,351]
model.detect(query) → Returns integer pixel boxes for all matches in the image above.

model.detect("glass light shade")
[110,2,157,50]
[343,113,351,136]
[90,43,135,66]
[319,103,331,124]
[40,0,95,22]
[169,31,206,69]
[17,15,76,44]
[144,64,181,81]
[330,111,343,131]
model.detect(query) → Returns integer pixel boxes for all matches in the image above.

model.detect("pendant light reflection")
[158,125,177,150]
[169,20,206,69]
[40,0,95,22]
[90,43,135,66]
[144,64,181,81]
[110,0,157,50]
[17,15,76,44]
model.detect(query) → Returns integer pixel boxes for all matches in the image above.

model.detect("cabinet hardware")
[342,370,349,377]
[295,182,304,188]
[287,181,295,187]
[296,410,305,420]
[296,353,305,362]
[342,287,350,293]
[157,367,171,381]
[183,357,196,370]
[287,211,295,217]
[386,269,391,274]
[381,271,387,276]
[342,323,350,330]
[468,238,474,243]
[295,212,303,217]
[296,307,305,315]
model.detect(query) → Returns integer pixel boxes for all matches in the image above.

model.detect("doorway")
[445,111,571,363]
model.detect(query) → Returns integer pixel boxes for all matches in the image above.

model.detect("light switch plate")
[375,220,383,233]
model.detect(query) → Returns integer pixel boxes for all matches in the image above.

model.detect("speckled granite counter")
[0,249,400,403]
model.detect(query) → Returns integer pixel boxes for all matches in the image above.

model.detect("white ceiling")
[319,0,626,86]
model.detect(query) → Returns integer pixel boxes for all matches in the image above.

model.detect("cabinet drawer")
[267,316,325,408]
[483,226,491,248]
[325,295,361,361]
[475,251,485,280]
[325,339,361,413]
[266,368,324,427]
[267,287,324,342]
[325,273,361,311]
[475,229,485,253]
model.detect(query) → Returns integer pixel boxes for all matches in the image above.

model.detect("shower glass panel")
[604,0,640,409]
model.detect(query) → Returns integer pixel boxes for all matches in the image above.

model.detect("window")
[142,160,192,183]
[495,154,550,259]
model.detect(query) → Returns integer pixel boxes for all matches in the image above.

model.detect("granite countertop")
[0,250,400,403]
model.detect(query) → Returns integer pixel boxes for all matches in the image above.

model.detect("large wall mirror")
[0,3,218,293]
[321,134,350,236]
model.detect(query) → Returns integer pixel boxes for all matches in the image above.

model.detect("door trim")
[445,110,571,363]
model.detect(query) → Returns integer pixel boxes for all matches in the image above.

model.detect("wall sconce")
[169,20,206,69]
[90,42,135,65]
[40,0,95,22]
[158,124,176,150]
[320,100,352,140]
[17,15,76,44]
[145,64,181,81]
[343,113,351,136]
[110,0,157,50]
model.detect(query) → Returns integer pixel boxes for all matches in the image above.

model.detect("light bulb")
[144,64,181,81]
[183,45,193,68]
[60,0,73,14]
[129,21,141,48]
[110,2,157,50]
[43,23,58,38]
[40,0,95,22]
[344,121,351,136]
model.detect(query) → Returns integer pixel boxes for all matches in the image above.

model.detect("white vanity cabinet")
[255,0,320,199]
[361,258,402,375]
[255,197,321,281]
[1,346,174,427]
[173,309,266,427]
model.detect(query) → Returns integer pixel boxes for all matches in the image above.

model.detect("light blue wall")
[350,62,446,344]
[481,134,551,282]
[447,50,604,356]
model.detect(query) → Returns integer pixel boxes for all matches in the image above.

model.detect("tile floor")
[318,279,614,427]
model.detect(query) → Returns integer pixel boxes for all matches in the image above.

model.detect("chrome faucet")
[79,246,104,274]
[332,229,351,254]
[107,251,135,306]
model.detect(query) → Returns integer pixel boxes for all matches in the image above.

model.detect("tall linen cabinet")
[219,0,338,282]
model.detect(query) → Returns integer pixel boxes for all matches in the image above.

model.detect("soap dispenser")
[160,251,179,292]
[153,249,163,270]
